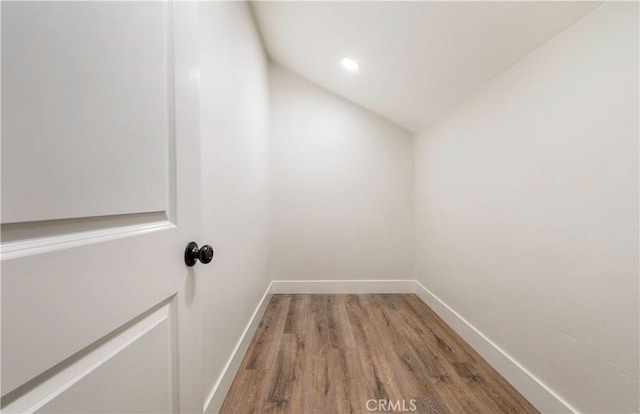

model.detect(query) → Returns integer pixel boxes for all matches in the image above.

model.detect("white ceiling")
[251,1,600,132]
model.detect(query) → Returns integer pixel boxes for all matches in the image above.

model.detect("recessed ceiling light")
[341,57,359,72]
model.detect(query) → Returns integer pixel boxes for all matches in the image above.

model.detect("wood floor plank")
[328,295,356,350]
[242,295,291,371]
[343,295,391,412]
[283,295,310,335]
[221,369,273,414]
[326,348,353,413]
[264,334,303,414]
[220,294,538,414]
[300,295,331,412]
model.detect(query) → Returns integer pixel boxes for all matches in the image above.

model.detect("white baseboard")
[412,280,576,413]
[203,282,273,414]
[271,279,415,294]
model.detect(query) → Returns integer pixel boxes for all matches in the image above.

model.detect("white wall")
[199,1,271,407]
[269,64,414,282]
[414,3,638,413]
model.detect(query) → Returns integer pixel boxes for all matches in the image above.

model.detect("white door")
[1,2,204,413]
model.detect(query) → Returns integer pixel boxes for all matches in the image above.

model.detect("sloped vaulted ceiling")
[251,1,601,132]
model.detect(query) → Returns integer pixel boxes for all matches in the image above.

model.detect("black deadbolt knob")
[185,241,214,266]
[199,244,214,264]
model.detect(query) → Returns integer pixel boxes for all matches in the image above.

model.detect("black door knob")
[185,241,214,266]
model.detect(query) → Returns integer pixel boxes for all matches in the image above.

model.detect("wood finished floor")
[221,294,538,414]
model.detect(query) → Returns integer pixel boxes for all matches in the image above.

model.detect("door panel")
[38,312,174,414]
[1,2,170,224]
[1,2,203,413]
[5,301,176,413]
[1,233,180,396]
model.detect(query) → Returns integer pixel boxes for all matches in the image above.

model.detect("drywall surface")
[269,64,413,281]
[199,1,271,402]
[414,3,639,412]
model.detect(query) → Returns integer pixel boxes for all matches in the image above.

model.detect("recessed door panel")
[0,231,181,395]
[3,302,175,414]
[1,2,170,224]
